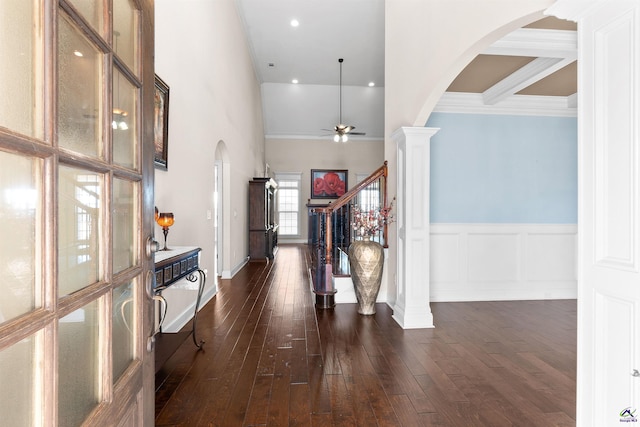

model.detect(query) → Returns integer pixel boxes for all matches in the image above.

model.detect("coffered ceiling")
[235,0,577,140]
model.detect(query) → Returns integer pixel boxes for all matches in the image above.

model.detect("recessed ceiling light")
[290,19,299,27]
[368,82,375,87]
[73,50,83,57]
[292,79,299,84]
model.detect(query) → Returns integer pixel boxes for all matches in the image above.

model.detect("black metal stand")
[185,268,206,349]
[162,227,170,251]
[153,247,205,362]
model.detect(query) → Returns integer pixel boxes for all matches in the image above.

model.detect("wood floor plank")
[290,338,308,384]
[155,244,577,426]
[307,354,332,414]
[388,394,426,427]
[267,373,290,426]
[343,374,379,426]
[360,373,402,426]
[326,374,357,425]
[243,374,273,426]
[289,383,312,426]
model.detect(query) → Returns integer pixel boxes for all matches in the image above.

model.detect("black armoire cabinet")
[249,177,278,261]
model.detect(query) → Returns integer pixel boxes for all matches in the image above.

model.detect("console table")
[154,246,205,370]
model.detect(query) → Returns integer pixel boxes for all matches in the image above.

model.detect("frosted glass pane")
[112,69,138,169]
[58,14,103,158]
[58,166,102,296]
[0,150,42,324]
[113,0,139,75]
[0,1,42,137]
[59,302,100,427]
[112,282,135,382]
[67,0,103,34]
[0,335,38,426]
[113,178,136,273]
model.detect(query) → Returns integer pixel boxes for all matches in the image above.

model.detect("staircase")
[307,161,389,308]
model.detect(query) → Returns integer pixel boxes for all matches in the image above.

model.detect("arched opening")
[427,16,578,303]
[392,2,640,422]
[389,8,579,329]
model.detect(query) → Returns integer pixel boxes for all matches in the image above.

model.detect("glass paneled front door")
[0,0,155,425]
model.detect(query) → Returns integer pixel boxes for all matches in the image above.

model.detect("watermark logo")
[620,407,638,423]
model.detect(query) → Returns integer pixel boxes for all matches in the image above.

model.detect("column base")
[392,303,435,329]
[315,293,335,309]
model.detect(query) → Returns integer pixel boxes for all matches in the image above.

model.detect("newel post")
[391,126,439,329]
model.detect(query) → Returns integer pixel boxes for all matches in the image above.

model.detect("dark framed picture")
[154,75,170,170]
[311,169,348,199]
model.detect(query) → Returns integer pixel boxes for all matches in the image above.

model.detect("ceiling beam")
[480,28,578,106]
[482,56,575,105]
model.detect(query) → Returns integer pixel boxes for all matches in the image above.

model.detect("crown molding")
[485,28,577,58]
[433,92,577,117]
[265,134,384,141]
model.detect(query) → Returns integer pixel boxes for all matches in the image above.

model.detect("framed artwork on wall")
[154,75,170,170]
[311,169,348,199]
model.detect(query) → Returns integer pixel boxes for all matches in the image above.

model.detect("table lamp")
[156,212,175,251]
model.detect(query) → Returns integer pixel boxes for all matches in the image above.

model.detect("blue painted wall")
[426,113,577,223]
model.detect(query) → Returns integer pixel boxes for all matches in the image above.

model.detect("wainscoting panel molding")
[430,224,577,301]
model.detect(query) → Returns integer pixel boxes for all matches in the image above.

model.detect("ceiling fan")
[324,58,365,143]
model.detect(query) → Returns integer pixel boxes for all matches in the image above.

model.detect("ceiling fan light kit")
[333,133,348,143]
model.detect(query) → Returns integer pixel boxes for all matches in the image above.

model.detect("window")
[276,173,301,236]
[356,173,382,211]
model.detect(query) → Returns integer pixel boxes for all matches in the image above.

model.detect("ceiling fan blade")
[350,132,366,135]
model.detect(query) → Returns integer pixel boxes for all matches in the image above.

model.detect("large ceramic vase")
[348,236,384,315]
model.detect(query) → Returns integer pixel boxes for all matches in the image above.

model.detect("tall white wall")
[154,0,265,326]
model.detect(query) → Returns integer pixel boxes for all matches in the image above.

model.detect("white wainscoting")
[430,224,577,302]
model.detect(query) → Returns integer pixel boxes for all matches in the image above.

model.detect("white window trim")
[275,172,302,238]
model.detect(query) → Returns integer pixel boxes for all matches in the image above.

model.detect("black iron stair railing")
[308,161,388,308]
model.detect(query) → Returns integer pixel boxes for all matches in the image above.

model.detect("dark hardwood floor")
[155,244,576,426]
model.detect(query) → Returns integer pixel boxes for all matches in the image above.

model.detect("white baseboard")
[430,287,577,302]
[221,256,249,279]
[162,284,217,333]
[279,238,307,244]
[430,223,577,302]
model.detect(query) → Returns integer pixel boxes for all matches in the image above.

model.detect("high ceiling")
[236,0,577,140]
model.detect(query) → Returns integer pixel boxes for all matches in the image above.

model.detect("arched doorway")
[426,16,578,304]
[390,1,640,424]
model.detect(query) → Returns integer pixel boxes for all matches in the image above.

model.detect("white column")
[391,126,439,329]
